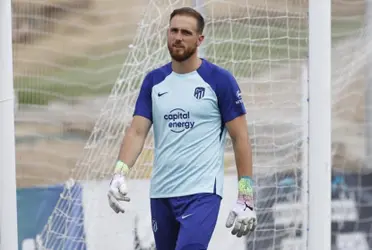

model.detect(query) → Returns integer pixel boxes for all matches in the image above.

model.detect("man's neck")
[172,54,202,74]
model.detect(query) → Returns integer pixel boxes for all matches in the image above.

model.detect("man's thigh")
[175,193,222,250]
[150,198,179,250]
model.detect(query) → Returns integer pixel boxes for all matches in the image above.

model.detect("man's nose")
[174,32,183,41]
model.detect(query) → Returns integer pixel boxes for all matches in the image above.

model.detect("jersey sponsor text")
[164,108,195,133]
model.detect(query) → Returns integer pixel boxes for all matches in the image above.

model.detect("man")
[107,7,257,250]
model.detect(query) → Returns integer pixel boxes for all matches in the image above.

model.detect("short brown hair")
[169,7,205,34]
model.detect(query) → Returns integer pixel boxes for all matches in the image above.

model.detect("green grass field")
[14,17,364,106]
[15,48,126,105]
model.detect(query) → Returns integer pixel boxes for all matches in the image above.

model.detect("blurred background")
[9,0,372,249]
[13,0,148,188]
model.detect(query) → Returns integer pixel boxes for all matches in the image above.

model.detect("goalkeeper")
[108,6,257,250]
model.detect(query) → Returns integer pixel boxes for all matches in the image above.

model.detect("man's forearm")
[117,127,147,169]
[232,135,253,179]
[232,135,254,207]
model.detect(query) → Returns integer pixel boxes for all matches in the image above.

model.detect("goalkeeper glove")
[225,176,257,237]
[107,160,130,213]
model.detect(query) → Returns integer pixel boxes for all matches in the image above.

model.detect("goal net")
[11,0,371,249]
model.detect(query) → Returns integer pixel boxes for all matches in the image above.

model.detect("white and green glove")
[226,176,257,237]
[107,160,130,213]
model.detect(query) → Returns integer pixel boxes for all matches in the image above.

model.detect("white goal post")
[0,0,18,250]
[1,0,342,249]
[307,0,332,249]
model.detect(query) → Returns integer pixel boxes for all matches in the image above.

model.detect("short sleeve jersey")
[133,59,246,198]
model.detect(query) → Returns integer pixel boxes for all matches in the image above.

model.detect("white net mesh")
[11,0,372,249]
[13,0,147,187]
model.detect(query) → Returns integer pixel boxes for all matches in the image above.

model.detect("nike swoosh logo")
[158,92,168,97]
[181,214,193,219]
[244,202,253,211]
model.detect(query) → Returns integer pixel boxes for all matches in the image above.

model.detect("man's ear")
[197,35,205,46]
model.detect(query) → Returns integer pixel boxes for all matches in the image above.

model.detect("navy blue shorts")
[150,193,222,250]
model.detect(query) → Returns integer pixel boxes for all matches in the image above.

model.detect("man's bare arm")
[117,115,152,169]
[108,115,151,213]
[225,115,257,234]
[226,115,253,179]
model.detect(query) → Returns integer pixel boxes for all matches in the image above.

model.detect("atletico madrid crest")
[194,87,205,99]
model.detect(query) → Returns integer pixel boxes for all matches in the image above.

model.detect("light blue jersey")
[133,59,246,198]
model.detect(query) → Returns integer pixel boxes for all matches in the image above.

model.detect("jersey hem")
[133,113,152,122]
[149,190,223,199]
[223,110,246,124]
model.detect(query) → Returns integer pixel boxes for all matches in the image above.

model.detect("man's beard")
[168,43,197,62]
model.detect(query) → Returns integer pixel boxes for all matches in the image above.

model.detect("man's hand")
[108,116,151,213]
[226,176,257,237]
[107,161,130,213]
